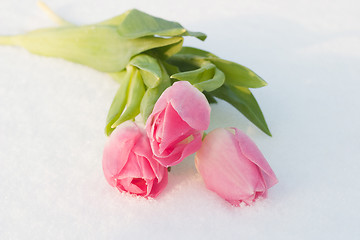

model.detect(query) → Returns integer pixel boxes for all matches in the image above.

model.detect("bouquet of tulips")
[0,2,277,206]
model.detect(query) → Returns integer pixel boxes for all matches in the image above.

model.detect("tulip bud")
[146,81,211,167]
[195,128,278,206]
[103,121,168,198]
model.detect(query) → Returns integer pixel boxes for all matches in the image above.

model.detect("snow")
[1,0,360,239]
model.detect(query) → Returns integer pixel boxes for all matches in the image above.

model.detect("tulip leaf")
[130,54,162,78]
[105,70,130,136]
[140,80,170,121]
[211,84,271,136]
[171,62,225,92]
[130,54,162,88]
[183,31,207,41]
[140,63,171,121]
[140,69,160,88]
[98,11,128,26]
[162,61,179,75]
[149,37,184,60]
[166,56,199,72]
[209,58,267,88]
[203,91,217,104]
[3,25,184,73]
[176,46,218,58]
[166,47,271,135]
[167,46,216,71]
[109,70,127,84]
[168,47,267,88]
[109,9,206,41]
[112,68,145,127]
[194,67,225,92]
[117,9,184,37]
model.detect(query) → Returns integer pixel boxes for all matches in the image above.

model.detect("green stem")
[37,1,73,26]
[202,132,207,140]
[1,2,68,47]
[0,36,19,46]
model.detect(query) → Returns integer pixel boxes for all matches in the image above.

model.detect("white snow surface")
[1,0,360,239]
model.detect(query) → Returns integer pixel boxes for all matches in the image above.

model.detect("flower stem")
[37,1,73,26]
[0,36,18,46]
[202,132,207,140]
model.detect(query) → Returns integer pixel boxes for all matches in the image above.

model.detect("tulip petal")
[102,121,168,198]
[196,128,260,201]
[149,167,168,198]
[103,122,141,186]
[127,178,147,195]
[131,132,159,180]
[154,131,202,167]
[159,103,193,152]
[234,128,278,188]
[145,81,210,166]
[119,152,142,177]
[150,81,210,130]
[195,127,278,206]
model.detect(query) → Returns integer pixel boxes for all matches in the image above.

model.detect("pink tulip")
[103,121,168,198]
[195,128,278,206]
[146,81,211,167]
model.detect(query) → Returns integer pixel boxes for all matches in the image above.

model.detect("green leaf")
[169,47,267,88]
[139,69,160,88]
[149,37,184,60]
[203,91,217,104]
[162,61,179,75]
[211,84,271,136]
[176,46,218,58]
[108,70,127,84]
[209,58,267,88]
[117,9,185,38]
[112,68,145,127]
[140,63,171,121]
[166,55,199,72]
[130,54,162,78]
[130,54,162,88]
[171,62,225,92]
[36,6,207,41]
[112,9,206,41]
[98,11,128,26]
[183,31,207,41]
[4,25,184,73]
[105,70,131,136]
[140,80,170,121]
[0,36,18,46]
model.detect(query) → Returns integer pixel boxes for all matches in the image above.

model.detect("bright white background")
[1,0,359,239]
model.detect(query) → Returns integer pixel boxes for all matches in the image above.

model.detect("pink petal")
[154,131,203,167]
[148,167,168,198]
[149,81,210,131]
[195,128,260,201]
[233,128,278,188]
[131,131,161,180]
[103,121,168,198]
[158,103,193,153]
[123,178,147,195]
[102,122,141,186]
